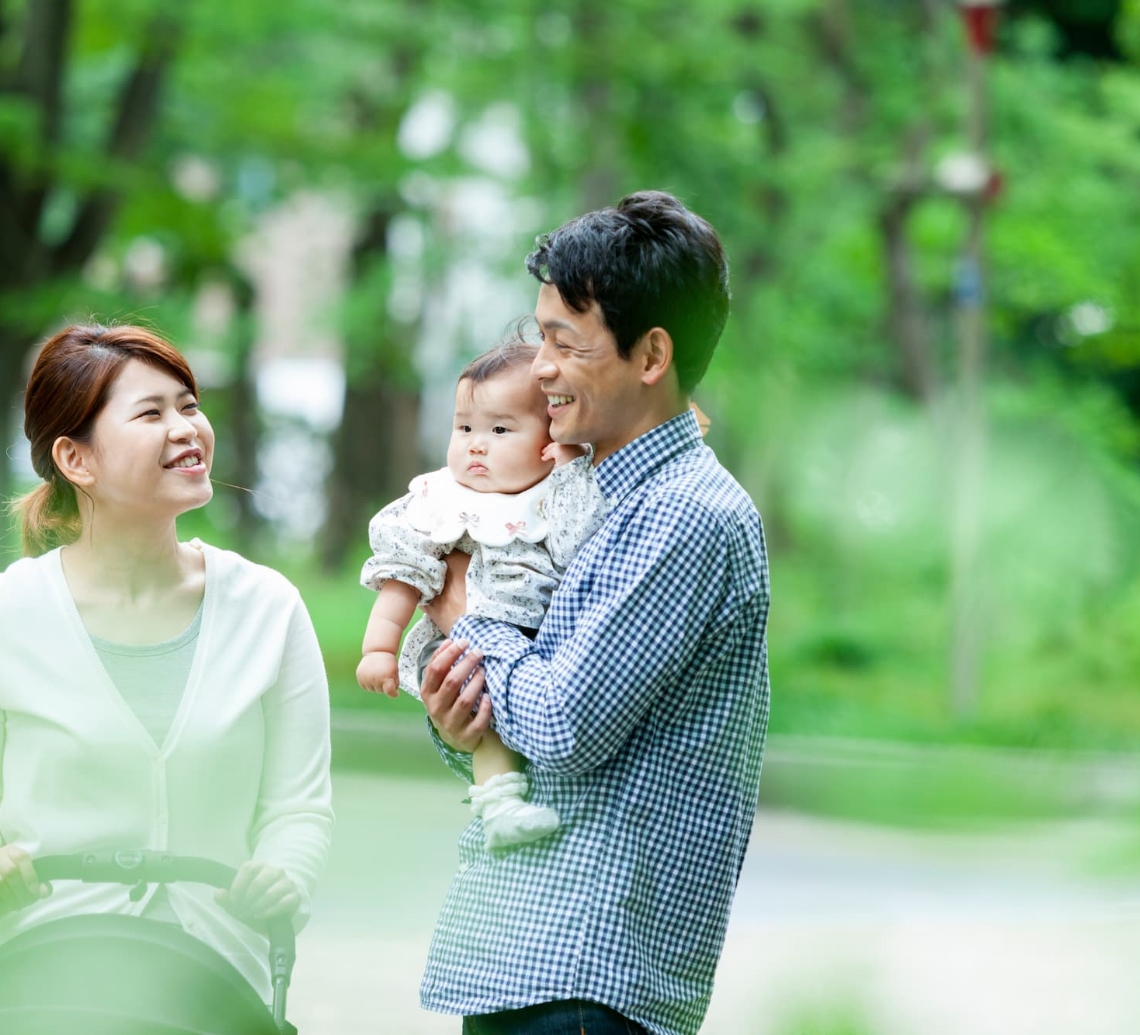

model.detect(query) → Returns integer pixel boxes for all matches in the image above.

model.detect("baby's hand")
[542,442,588,466]
[357,651,400,699]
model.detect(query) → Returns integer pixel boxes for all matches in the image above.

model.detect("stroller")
[0,850,297,1035]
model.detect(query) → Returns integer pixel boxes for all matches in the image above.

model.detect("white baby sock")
[469,772,560,851]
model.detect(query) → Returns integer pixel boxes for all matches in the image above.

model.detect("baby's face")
[447,368,554,494]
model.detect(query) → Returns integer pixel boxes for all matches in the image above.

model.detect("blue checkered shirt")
[420,409,770,1035]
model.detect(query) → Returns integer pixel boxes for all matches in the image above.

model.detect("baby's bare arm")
[357,581,423,697]
[542,441,588,466]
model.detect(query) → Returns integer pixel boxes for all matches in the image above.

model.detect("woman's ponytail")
[8,476,82,557]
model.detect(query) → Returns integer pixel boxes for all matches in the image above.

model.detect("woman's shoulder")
[194,540,301,606]
[0,550,57,605]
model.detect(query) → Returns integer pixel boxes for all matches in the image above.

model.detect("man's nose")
[531,347,557,381]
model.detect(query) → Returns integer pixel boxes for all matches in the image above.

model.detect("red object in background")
[959,3,1001,55]
[984,168,1004,202]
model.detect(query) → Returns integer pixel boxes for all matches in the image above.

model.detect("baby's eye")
[457,424,472,434]
[492,426,509,435]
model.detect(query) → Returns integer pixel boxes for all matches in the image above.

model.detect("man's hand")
[421,551,471,636]
[357,650,400,698]
[421,638,492,753]
[0,845,50,917]
[216,861,300,928]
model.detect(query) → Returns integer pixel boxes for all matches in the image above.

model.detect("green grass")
[764,550,1140,753]
[7,504,1137,755]
[267,542,1140,758]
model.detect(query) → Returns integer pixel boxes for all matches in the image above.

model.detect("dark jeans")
[462,999,648,1035]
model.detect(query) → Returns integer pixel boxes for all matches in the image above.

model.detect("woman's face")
[76,359,215,520]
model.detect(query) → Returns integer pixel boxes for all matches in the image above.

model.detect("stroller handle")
[34,850,296,1031]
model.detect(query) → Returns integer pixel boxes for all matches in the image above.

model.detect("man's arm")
[451,495,744,776]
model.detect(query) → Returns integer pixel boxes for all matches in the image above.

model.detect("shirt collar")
[594,408,703,505]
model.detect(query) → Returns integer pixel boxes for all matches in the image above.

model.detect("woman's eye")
[183,400,200,412]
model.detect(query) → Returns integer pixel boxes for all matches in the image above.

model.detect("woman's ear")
[638,327,674,386]
[51,436,94,488]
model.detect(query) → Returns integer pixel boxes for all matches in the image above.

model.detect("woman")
[0,324,334,1001]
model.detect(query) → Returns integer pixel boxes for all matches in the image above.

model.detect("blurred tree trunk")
[733,10,789,282]
[322,369,421,573]
[0,4,178,496]
[319,207,423,572]
[880,131,938,403]
[0,324,36,493]
[573,1,620,210]
[318,7,429,570]
[815,0,938,401]
[220,270,263,554]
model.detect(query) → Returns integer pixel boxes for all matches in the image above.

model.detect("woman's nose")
[169,416,196,440]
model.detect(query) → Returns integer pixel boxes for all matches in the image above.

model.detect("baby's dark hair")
[458,335,538,386]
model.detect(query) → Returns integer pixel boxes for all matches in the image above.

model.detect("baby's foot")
[469,772,560,851]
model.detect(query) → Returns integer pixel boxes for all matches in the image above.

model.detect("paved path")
[288,771,1140,1034]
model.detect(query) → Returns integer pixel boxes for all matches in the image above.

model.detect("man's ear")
[51,436,94,488]
[638,327,674,386]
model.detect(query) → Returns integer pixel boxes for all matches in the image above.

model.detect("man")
[419,190,770,1035]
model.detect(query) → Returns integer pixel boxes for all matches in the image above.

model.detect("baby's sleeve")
[544,455,609,570]
[360,493,448,604]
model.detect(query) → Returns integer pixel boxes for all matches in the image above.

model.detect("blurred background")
[2,1,1140,1031]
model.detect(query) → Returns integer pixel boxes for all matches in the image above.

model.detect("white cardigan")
[0,542,334,999]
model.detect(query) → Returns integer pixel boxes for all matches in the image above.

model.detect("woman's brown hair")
[9,324,199,557]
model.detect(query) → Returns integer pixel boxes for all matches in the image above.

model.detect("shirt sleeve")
[425,715,476,784]
[452,492,733,776]
[249,591,335,932]
[360,494,447,603]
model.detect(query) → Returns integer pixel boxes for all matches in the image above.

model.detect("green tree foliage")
[4,0,1140,744]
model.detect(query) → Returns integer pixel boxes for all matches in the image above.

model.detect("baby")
[357,339,607,850]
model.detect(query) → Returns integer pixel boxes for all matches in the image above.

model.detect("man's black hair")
[525,190,730,393]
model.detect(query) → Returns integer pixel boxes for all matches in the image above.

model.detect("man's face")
[446,368,554,494]
[531,282,646,465]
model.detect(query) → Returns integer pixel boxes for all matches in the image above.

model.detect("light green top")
[90,607,203,925]
[89,606,203,749]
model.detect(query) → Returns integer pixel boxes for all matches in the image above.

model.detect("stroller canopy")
[0,913,283,1035]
